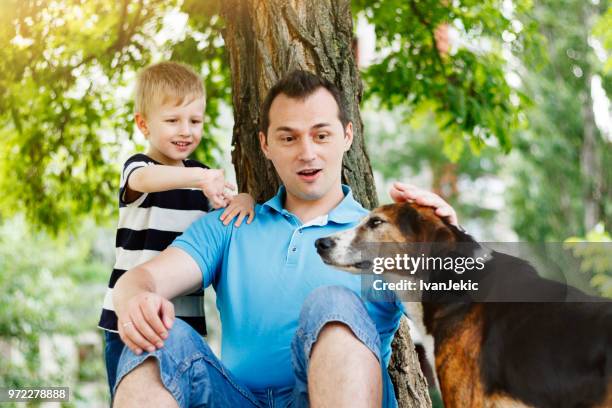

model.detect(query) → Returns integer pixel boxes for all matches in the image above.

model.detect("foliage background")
[0,0,610,406]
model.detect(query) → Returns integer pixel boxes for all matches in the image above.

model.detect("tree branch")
[408,0,448,81]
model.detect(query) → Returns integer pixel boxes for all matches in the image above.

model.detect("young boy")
[97,61,254,394]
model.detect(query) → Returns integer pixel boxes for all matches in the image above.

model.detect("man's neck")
[284,185,345,224]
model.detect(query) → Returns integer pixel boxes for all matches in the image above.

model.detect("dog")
[316,202,611,408]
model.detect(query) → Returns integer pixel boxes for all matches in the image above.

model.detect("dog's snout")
[315,237,336,252]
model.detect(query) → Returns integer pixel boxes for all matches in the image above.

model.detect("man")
[112,70,458,407]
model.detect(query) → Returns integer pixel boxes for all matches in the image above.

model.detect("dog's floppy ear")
[444,223,488,258]
[397,203,423,237]
[446,223,476,243]
[431,225,457,255]
[434,225,455,242]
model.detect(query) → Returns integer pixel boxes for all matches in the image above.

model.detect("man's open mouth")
[297,169,321,176]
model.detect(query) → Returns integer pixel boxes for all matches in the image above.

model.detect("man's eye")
[282,136,294,142]
[367,217,385,228]
[316,133,329,140]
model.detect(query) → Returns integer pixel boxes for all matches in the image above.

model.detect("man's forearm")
[111,248,201,354]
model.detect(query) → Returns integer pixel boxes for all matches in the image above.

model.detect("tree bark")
[580,70,602,232]
[389,318,433,407]
[579,1,603,232]
[220,1,431,407]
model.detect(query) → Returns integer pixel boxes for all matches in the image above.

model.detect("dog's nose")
[315,237,335,251]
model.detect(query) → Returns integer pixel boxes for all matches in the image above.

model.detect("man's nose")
[297,137,316,161]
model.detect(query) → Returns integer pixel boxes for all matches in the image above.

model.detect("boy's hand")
[390,181,459,226]
[199,169,236,209]
[220,193,255,227]
[116,292,175,355]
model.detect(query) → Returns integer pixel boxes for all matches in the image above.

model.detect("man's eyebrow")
[274,126,295,132]
[273,123,332,132]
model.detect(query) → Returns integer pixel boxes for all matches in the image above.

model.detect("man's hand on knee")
[117,292,175,355]
[113,247,202,355]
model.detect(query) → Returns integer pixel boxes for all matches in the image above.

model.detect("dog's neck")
[418,224,490,337]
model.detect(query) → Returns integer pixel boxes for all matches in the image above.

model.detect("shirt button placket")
[287,226,302,264]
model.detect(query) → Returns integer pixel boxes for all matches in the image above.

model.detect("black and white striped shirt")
[98,154,209,335]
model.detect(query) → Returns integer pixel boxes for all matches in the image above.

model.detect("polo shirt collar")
[262,184,365,225]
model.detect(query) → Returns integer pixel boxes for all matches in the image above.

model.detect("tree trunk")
[580,70,602,232]
[389,318,433,407]
[579,1,603,232]
[220,1,431,406]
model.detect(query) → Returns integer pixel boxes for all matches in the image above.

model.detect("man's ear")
[259,132,270,159]
[135,112,149,138]
[344,122,354,151]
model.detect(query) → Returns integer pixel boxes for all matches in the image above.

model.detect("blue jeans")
[113,286,398,407]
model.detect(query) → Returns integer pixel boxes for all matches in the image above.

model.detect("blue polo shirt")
[171,185,403,391]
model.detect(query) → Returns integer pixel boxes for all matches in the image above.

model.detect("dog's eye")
[367,217,385,228]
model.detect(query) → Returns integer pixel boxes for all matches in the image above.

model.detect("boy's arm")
[113,247,202,355]
[128,165,213,193]
[126,165,235,208]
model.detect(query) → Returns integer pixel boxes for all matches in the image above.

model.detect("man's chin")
[283,177,343,204]
[298,190,325,201]
[288,183,326,201]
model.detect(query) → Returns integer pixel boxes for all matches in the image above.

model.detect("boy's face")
[259,88,353,207]
[136,96,205,166]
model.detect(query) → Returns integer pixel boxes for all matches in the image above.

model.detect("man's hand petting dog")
[390,181,458,226]
[116,292,175,355]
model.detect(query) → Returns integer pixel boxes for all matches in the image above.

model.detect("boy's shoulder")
[183,158,210,170]
[123,153,154,168]
[122,153,210,170]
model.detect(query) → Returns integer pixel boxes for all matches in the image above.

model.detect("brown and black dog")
[316,202,611,408]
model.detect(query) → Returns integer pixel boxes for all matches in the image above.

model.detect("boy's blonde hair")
[135,61,205,117]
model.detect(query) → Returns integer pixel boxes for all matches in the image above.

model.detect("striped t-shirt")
[98,153,209,335]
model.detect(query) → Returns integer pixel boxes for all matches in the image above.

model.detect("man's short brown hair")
[134,61,205,117]
[260,70,350,136]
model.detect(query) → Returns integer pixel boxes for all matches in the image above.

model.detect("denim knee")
[299,285,361,321]
[113,318,215,406]
[292,285,382,371]
[289,286,383,407]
